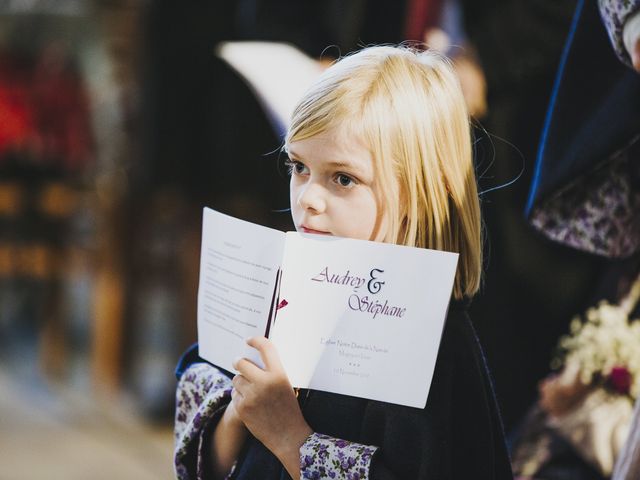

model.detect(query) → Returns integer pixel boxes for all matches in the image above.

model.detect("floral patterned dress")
[174,358,377,480]
[174,306,513,480]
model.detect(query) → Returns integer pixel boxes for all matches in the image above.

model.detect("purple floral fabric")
[174,363,233,480]
[599,0,640,66]
[300,432,378,480]
[175,363,379,479]
[530,141,640,258]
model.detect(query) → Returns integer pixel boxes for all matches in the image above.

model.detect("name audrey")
[311,267,366,290]
[311,267,406,319]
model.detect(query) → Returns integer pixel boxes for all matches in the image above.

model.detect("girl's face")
[288,130,388,241]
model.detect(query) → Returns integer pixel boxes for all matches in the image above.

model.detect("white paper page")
[270,233,458,408]
[197,208,284,372]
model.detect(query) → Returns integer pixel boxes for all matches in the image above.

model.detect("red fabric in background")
[0,55,37,154]
[0,48,93,173]
[403,0,445,42]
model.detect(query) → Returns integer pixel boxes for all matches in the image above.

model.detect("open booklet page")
[197,208,285,371]
[270,232,459,408]
[197,208,459,408]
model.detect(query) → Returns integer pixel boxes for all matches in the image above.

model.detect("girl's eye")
[336,174,355,187]
[286,160,308,176]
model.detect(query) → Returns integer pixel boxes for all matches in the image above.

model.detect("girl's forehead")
[289,127,369,155]
[288,131,373,171]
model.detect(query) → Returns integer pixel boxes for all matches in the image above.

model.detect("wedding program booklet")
[197,207,458,408]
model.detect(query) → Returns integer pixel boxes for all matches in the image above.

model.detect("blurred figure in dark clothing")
[458,0,610,433]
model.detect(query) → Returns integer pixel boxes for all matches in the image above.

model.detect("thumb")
[246,336,283,373]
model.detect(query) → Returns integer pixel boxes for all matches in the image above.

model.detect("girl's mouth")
[300,226,331,235]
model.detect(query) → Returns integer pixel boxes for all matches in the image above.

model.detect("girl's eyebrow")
[288,149,368,174]
[290,151,348,166]
[325,161,356,170]
[289,150,355,169]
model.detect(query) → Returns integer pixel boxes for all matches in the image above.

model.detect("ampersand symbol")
[367,268,385,294]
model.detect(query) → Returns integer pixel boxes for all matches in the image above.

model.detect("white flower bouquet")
[552,298,640,400]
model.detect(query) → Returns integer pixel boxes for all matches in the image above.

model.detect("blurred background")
[0,0,628,478]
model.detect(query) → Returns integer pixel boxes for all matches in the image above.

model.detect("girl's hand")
[232,337,312,477]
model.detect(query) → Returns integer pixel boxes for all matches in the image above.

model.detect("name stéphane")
[202,240,274,338]
[311,266,407,319]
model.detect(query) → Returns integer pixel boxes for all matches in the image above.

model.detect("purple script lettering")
[348,294,406,319]
[311,267,366,291]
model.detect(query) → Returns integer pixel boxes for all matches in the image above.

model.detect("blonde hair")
[285,46,482,300]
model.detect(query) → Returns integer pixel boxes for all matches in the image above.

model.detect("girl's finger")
[233,357,264,381]
[232,373,249,394]
[231,386,243,400]
[246,336,282,372]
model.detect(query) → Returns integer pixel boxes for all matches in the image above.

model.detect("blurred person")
[456,0,609,433]
[508,0,640,478]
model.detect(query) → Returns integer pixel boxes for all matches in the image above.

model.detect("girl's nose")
[297,182,326,213]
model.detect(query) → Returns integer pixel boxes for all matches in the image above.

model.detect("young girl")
[174,45,513,480]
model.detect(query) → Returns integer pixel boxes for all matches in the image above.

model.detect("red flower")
[608,366,632,395]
